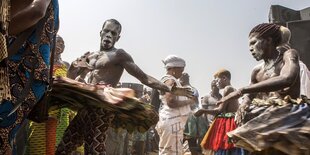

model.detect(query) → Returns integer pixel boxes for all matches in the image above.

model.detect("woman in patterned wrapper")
[0,0,59,154]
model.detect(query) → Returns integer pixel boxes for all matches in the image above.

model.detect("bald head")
[102,19,122,34]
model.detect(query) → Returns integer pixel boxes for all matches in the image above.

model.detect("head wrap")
[162,55,186,69]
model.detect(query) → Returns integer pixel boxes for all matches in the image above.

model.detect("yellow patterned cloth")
[53,64,67,77]
[27,122,47,155]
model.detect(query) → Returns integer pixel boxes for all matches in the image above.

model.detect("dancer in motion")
[195,69,243,155]
[218,23,309,154]
[56,19,192,155]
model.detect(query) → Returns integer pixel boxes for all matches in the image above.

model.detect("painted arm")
[240,49,300,94]
[120,50,192,96]
[9,0,51,35]
[124,60,171,92]
[215,50,299,110]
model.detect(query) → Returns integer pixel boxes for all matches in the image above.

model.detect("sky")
[58,0,310,97]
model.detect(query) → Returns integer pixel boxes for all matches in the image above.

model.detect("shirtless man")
[56,19,192,155]
[219,23,307,154]
[201,79,222,123]
[195,69,239,116]
[195,69,241,154]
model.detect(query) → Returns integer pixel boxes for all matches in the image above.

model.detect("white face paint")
[100,21,121,50]
[249,33,265,61]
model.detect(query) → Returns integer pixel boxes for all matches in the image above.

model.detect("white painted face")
[100,21,121,50]
[249,33,266,61]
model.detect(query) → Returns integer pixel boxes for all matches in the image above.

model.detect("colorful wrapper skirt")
[200,113,244,155]
[227,96,310,155]
[53,76,159,154]
[50,76,159,133]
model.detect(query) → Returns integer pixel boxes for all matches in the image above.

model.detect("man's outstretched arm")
[120,50,192,96]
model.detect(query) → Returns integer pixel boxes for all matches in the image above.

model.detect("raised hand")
[72,51,93,69]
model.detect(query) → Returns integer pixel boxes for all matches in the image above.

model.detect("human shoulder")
[283,48,299,60]
[115,48,128,56]
[284,48,298,54]
[250,63,263,84]
[224,85,235,92]
[115,48,133,61]
[223,85,235,96]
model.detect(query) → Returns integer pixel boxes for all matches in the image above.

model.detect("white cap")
[162,55,186,69]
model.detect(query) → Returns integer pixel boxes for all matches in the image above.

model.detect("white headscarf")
[162,55,186,69]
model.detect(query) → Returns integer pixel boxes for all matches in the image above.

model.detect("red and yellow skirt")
[201,113,236,153]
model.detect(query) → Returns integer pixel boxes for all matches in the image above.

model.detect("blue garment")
[0,0,59,154]
[215,148,247,155]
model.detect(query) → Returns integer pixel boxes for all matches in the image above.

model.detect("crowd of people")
[0,0,310,155]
